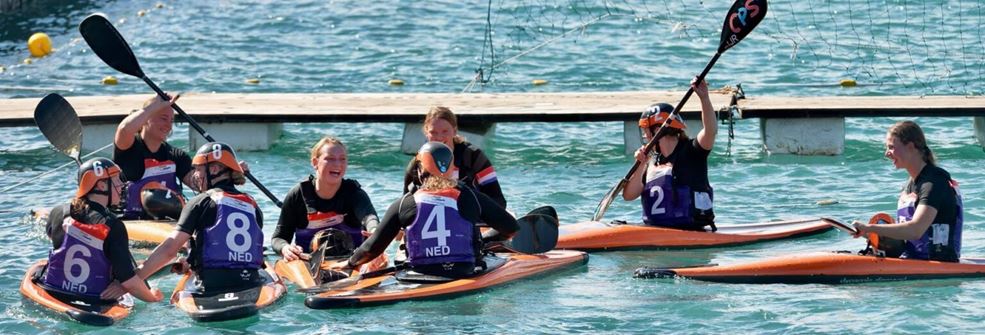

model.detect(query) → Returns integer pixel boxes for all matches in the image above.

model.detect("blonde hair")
[422,106,465,144]
[888,121,936,165]
[420,174,458,191]
[310,136,347,161]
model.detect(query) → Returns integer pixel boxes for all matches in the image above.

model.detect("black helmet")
[75,157,122,198]
[639,103,686,130]
[416,141,454,178]
[192,142,243,172]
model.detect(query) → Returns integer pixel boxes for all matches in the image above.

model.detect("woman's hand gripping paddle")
[34,93,84,166]
[823,213,902,257]
[78,14,284,208]
[592,0,769,222]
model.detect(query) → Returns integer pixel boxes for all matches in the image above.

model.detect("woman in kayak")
[334,142,518,278]
[622,78,717,231]
[853,121,964,262]
[136,142,266,292]
[41,158,163,303]
[113,94,190,220]
[403,106,507,209]
[272,136,380,261]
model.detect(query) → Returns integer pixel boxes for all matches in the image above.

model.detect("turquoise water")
[2,1,985,333]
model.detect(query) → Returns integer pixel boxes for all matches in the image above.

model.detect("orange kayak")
[304,250,588,309]
[636,252,985,284]
[274,254,389,291]
[31,208,174,248]
[170,263,287,321]
[20,260,133,326]
[557,218,833,250]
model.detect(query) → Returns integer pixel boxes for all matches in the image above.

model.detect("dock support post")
[189,122,283,151]
[975,117,985,150]
[81,123,119,154]
[760,118,844,155]
[401,122,495,154]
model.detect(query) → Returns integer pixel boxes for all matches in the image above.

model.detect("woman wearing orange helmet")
[622,78,718,231]
[40,158,163,304]
[137,142,265,292]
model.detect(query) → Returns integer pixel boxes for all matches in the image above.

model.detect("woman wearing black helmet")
[333,142,518,278]
[137,142,265,293]
[40,158,163,303]
[622,78,718,231]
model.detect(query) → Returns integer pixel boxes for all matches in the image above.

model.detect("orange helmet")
[75,157,123,198]
[638,103,686,130]
[192,142,243,173]
[417,141,455,179]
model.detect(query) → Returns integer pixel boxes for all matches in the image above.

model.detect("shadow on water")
[0,0,106,51]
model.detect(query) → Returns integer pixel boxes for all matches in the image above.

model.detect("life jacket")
[124,158,181,219]
[897,179,963,261]
[406,188,476,267]
[294,179,364,252]
[641,162,693,227]
[42,217,112,298]
[200,190,263,269]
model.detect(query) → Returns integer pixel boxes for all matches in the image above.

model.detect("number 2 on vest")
[649,186,666,215]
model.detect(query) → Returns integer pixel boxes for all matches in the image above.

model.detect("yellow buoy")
[27,33,52,57]
[138,10,146,17]
[839,79,857,87]
[245,78,260,84]
[815,199,839,206]
[532,79,548,86]
[102,75,119,85]
[23,58,33,65]
[388,79,404,86]
[155,3,165,9]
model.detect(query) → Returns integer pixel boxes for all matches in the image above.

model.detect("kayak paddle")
[34,93,84,166]
[78,13,284,208]
[592,0,768,221]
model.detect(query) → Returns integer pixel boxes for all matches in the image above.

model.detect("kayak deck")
[274,254,389,291]
[643,252,985,284]
[20,260,133,326]
[31,208,175,248]
[170,263,287,322]
[557,218,833,250]
[305,250,588,309]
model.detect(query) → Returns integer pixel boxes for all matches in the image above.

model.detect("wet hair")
[422,106,466,144]
[888,120,936,165]
[419,167,458,191]
[310,136,347,161]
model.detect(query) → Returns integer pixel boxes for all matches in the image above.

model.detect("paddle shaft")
[595,52,722,220]
[139,77,284,208]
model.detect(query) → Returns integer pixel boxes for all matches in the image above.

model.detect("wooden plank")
[0,91,733,126]
[2,92,983,127]
[738,96,985,118]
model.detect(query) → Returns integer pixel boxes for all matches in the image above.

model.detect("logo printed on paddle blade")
[719,0,768,53]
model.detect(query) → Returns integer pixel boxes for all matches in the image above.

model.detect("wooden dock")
[1,91,983,155]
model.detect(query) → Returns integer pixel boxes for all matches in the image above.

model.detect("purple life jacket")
[124,158,181,219]
[42,217,112,297]
[294,180,364,252]
[897,179,963,261]
[406,188,475,267]
[200,191,263,269]
[641,163,692,227]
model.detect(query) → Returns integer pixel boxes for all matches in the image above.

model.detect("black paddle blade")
[79,13,145,78]
[503,213,559,254]
[34,93,82,163]
[718,0,768,53]
[528,205,558,221]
